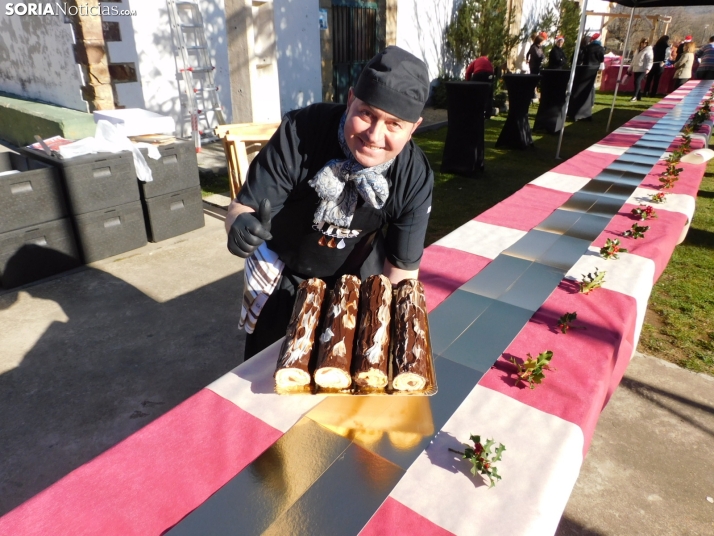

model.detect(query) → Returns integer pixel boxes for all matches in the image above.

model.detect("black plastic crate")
[0,152,68,233]
[74,200,147,263]
[19,147,140,215]
[0,217,81,289]
[139,139,199,199]
[142,185,204,242]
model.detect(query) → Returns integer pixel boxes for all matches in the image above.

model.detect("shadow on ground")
[0,237,245,516]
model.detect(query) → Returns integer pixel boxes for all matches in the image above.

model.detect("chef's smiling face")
[343,88,422,168]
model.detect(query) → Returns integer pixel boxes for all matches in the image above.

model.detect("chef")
[225,46,434,360]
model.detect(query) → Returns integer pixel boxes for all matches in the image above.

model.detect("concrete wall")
[0,1,87,112]
[273,0,322,114]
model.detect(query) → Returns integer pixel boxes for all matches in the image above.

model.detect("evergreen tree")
[557,0,582,66]
[446,0,512,67]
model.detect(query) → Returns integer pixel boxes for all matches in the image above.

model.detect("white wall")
[272,0,322,114]
[0,1,87,111]
[395,0,456,82]
[103,0,144,109]
[124,0,232,134]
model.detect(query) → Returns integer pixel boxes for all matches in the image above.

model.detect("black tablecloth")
[567,66,600,121]
[441,81,492,175]
[534,69,570,133]
[496,74,540,150]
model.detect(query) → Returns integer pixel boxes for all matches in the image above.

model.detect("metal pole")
[555,0,589,159]
[606,7,636,133]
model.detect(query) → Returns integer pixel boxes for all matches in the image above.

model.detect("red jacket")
[465,57,494,80]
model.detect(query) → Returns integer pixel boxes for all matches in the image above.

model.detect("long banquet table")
[599,64,700,95]
[1,81,712,536]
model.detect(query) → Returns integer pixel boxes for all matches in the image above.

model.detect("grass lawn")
[638,162,714,375]
[200,171,230,198]
[413,91,714,377]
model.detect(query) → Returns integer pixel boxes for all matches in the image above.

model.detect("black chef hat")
[353,46,430,123]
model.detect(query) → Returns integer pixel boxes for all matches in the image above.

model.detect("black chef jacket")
[236,103,434,279]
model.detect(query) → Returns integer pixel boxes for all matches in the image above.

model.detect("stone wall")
[0,0,88,111]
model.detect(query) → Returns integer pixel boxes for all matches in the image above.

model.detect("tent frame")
[555,0,590,159]
[606,8,637,132]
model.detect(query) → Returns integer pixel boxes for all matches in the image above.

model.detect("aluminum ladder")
[167,0,225,151]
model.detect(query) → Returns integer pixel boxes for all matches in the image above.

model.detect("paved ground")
[556,352,714,536]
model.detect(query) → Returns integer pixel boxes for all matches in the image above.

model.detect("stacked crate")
[0,151,81,288]
[20,148,147,263]
[138,139,204,242]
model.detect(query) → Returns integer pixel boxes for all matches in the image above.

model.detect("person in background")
[673,41,696,89]
[629,38,653,101]
[695,36,714,80]
[527,32,547,75]
[549,36,567,69]
[644,35,670,97]
[668,41,678,63]
[576,34,592,65]
[465,55,494,81]
[465,55,496,118]
[581,32,605,66]
[677,36,693,60]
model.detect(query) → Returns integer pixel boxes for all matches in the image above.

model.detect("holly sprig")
[449,435,506,488]
[509,350,554,389]
[692,108,711,127]
[686,106,711,131]
[666,148,686,164]
[631,205,658,220]
[579,268,606,294]
[623,223,650,239]
[600,238,628,259]
[649,192,667,204]
[558,312,580,334]
[658,160,682,190]
[659,173,680,189]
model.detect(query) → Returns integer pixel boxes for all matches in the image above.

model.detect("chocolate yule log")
[352,274,392,390]
[392,279,431,392]
[274,278,326,389]
[314,274,361,390]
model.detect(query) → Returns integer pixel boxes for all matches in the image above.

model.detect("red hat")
[591,32,601,40]
[539,31,548,40]
[556,35,565,41]
[684,35,692,42]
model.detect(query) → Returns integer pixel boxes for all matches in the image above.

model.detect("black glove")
[228,199,273,258]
